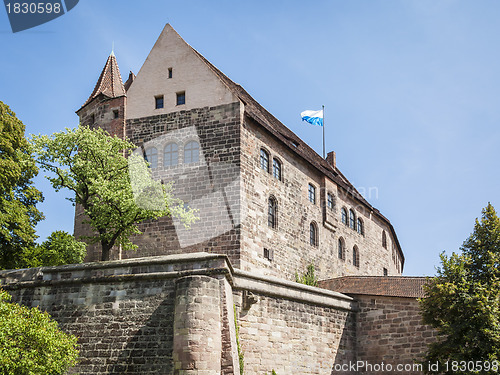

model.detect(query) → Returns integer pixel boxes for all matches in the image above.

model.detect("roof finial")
[110,41,115,57]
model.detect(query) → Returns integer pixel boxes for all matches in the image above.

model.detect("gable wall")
[126,25,237,120]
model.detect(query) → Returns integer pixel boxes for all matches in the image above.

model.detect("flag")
[301,110,324,126]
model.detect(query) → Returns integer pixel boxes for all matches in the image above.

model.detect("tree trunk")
[101,243,111,261]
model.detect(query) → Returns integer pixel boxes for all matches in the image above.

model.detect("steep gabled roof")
[189,41,405,267]
[319,276,429,298]
[79,52,126,110]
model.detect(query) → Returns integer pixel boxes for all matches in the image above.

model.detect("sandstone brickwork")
[0,253,366,375]
[355,295,438,374]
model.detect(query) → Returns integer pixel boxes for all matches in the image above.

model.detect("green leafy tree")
[31,126,196,261]
[0,101,44,270]
[295,263,318,287]
[0,288,79,374]
[21,231,86,268]
[420,203,500,374]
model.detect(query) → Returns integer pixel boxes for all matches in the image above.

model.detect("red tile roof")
[80,52,126,110]
[319,276,429,298]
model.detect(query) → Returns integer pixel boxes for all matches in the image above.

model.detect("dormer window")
[176,91,185,105]
[155,95,164,109]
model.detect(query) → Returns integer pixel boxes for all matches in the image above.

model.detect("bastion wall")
[0,253,433,375]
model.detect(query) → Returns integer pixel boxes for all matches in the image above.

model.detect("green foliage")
[0,288,79,374]
[295,263,318,287]
[420,203,500,374]
[234,305,244,374]
[0,101,44,269]
[21,231,86,268]
[31,126,197,261]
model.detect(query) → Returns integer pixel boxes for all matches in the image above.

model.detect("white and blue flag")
[301,109,324,126]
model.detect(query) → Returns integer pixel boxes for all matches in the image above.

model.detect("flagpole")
[322,105,325,159]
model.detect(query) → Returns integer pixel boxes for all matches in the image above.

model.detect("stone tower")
[74,52,129,261]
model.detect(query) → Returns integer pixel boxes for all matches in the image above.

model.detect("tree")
[0,101,44,270]
[21,231,87,268]
[295,263,319,287]
[31,126,196,261]
[0,288,79,374]
[420,203,500,374]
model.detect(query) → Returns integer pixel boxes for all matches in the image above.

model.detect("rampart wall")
[0,253,356,375]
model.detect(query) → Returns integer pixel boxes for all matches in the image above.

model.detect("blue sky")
[1,0,499,276]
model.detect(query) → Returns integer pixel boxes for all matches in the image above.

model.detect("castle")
[0,25,436,375]
[75,24,404,282]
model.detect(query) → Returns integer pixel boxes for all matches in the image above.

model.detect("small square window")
[113,110,119,119]
[263,248,274,261]
[176,91,185,106]
[168,68,173,78]
[155,95,164,109]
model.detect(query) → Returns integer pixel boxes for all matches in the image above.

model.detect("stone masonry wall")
[0,253,361,375]
[239,116,402,281]
[0,254,239,375]
[124,102,242,267]
[77,102,243,266]
[354,295,438,375]
[233,270,357,375]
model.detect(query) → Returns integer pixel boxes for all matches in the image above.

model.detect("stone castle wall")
[354,294,438,375]
[239,116,402,281]
[77,102,243,267]
[0,254,434,375]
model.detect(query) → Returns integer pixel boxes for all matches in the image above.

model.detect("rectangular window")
[168,67,173,78]
[113,110,119,119]
[327,193,334,210]
[155,95,164,109]
[176,91,185,106]
[308,184,316,204]
[383,268,388,276]
[263,248,274,261]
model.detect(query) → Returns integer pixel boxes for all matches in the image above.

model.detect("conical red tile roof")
[81,52,125,109]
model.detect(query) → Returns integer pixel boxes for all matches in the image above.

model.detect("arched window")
[268,196,277,229]
[310,222,318,247]
[353,246,359,268]
[260,149,269,172]
[164,143,179,167]
[357,218,364,236]
[349,209,356,230]
[272,158,281,180]
[341,208,348,225]
[338,237,345,260]
[145,147,158,168]
[184,141,199,164]
[382,231,387,249]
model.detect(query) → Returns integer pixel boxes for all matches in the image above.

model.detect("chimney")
[326,151,336,169]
